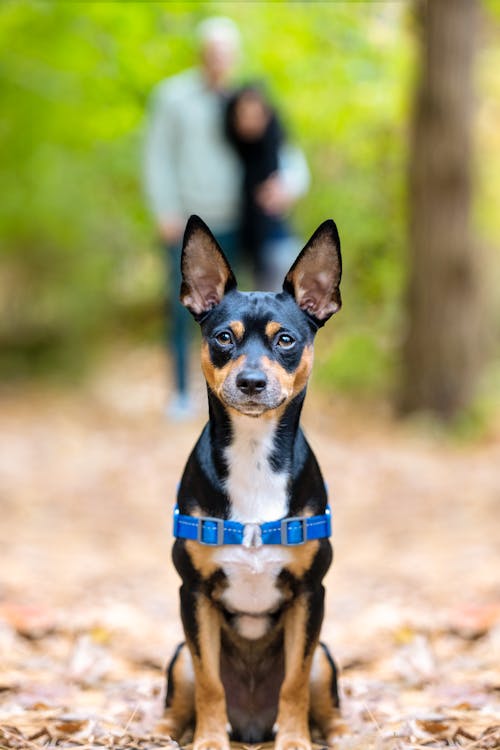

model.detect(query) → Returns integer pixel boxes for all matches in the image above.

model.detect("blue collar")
[173,504,332,547]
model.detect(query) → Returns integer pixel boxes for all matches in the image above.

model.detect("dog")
[160,215,342,750]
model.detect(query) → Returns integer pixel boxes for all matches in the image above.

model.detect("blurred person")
[225,84,309,290]
[144,17,241,420]
[144,18,309,419]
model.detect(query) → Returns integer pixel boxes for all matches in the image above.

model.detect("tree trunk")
[400,0,482,421]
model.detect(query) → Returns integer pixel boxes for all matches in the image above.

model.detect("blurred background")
[0,2,499,749]
[1,0,499,422]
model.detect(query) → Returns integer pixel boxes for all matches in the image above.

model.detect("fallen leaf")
[392,634,437,686]
[68,634,113,686]
[0,603,56,639]
[453,726,477,742]
[416,717,450,734]
[393,625,417,645]
[448,603,500,639]
[89,625,113,645]
[54,718,88,734]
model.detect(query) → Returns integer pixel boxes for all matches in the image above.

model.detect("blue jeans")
[256,235,301,292]
[164,229,239,396]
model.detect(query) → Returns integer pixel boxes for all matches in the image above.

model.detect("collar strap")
[173,504,331,547]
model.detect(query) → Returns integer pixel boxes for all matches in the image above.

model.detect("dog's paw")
[193,734,230,750]
[323,718,349,747]
[274,732,311,750]
[155,717,179,740]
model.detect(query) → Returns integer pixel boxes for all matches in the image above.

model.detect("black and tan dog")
[161,215,342,750]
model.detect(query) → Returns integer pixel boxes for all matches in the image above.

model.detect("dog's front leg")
[181,587,230,750]
[274,587,325,750]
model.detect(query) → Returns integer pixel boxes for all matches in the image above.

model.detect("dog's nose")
[236,369,267,395]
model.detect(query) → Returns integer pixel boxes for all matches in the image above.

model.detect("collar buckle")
[197,515,224,545]
[280,516,308,545]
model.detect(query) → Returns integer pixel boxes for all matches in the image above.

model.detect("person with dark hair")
[225,84,309,290]
[144,21,308,418]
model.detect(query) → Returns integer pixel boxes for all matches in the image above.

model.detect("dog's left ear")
[283,219,342,327]
[180,215,237,319]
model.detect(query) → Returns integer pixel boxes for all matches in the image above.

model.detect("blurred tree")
[400,0,482,420]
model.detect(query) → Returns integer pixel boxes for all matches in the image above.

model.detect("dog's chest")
[214,544,292,616]
[224,414,288,523]
[215,415,291,632]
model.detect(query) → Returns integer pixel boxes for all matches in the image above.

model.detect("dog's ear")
[283,219,342,327]
[180,215,237,319]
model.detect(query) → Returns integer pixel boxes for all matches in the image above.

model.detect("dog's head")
[180,215,342,417]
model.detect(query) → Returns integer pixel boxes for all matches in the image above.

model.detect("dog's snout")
[236,369,267,395]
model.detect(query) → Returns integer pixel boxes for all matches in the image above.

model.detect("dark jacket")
[225,90,288,258]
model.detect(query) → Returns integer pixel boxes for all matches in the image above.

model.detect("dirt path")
[1,346,499,749]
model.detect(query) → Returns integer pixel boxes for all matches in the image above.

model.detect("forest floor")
[0,345,499,750]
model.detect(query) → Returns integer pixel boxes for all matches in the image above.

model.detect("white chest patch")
[216,414,291,635]
[224,413,288,523]
[214,544,292,616]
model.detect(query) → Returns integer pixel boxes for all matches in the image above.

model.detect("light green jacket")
[143,68,310,232]
[143,68,241,232]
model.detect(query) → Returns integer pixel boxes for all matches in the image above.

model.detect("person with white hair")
[144,17,309,419]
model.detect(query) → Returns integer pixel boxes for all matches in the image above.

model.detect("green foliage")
[0,1,420,384]
[315,330,394,395]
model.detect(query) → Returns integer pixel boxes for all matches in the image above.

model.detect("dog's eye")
[276,333,295,349]
[215,331,233,347]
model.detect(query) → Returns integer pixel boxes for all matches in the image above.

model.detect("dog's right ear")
[180,215,237,320]
[283,219,342,328]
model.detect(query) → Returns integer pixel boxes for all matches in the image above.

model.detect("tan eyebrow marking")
[228,320,245,341]
[265,321,282,340]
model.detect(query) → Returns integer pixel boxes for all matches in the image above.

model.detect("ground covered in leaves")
[1,347,499,749]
